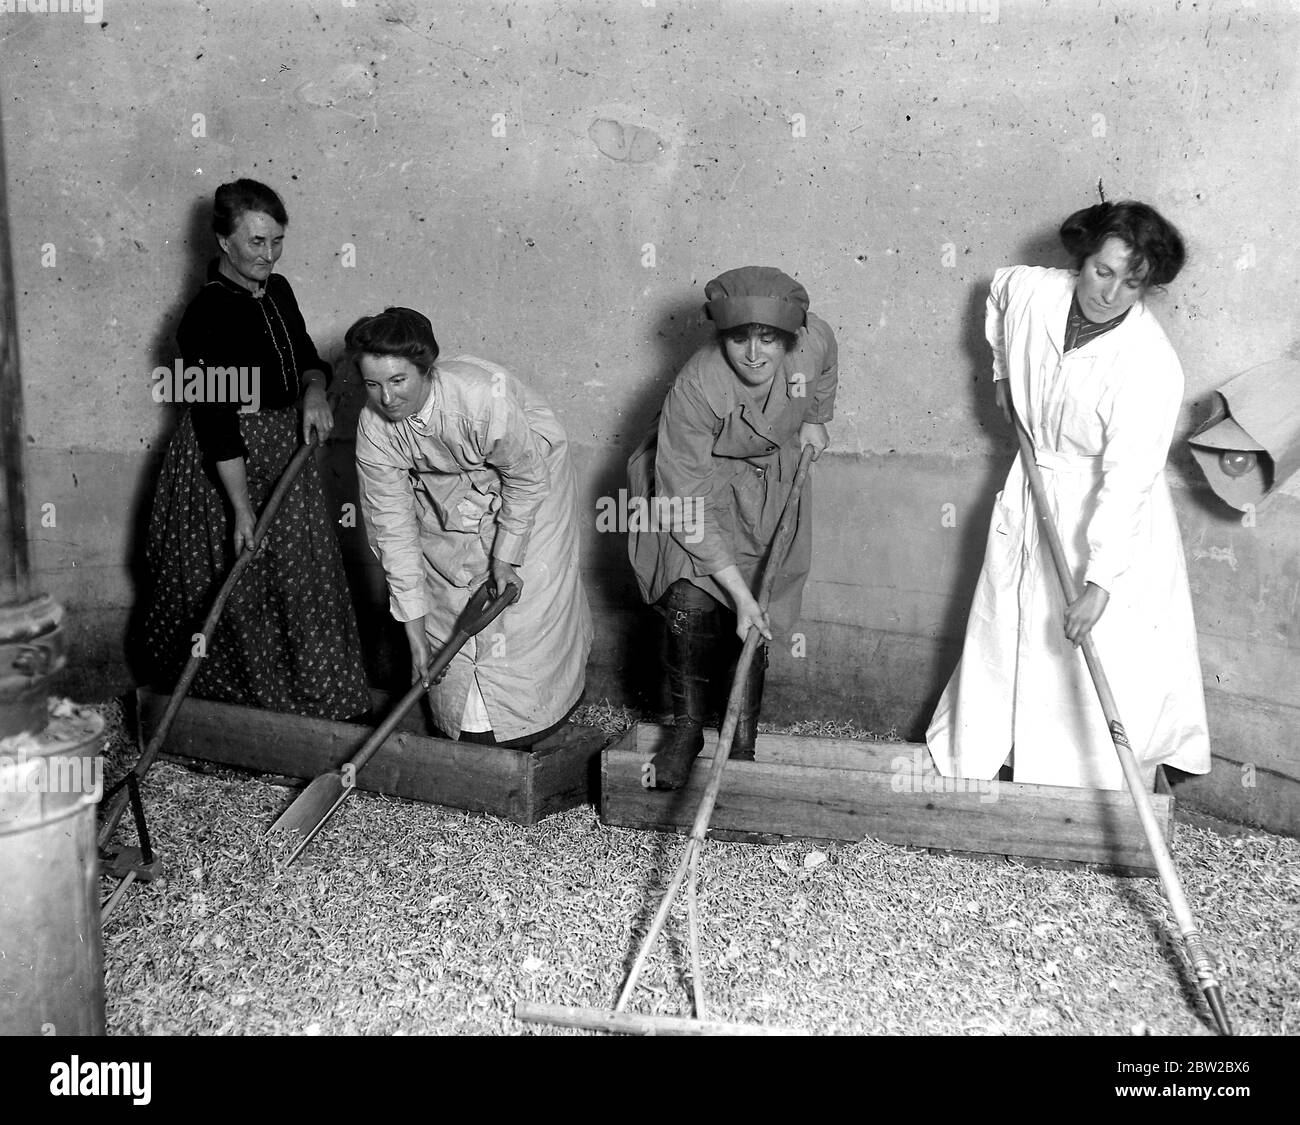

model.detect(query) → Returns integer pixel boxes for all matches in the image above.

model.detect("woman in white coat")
[927,201,1211,790]
[349,307,592,748]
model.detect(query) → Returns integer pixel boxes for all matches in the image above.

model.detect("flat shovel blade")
[270,771,349,840]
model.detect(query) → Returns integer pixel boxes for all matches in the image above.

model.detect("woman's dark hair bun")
[1059,200,1185,287]
[344,306,440,373]
[212,179,288,236]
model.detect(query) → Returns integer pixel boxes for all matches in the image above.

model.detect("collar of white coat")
[409,365,442,430]
[1046,269,1150,356]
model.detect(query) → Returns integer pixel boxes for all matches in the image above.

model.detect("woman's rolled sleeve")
[355,416,428,622]
[189,405,248,462]
[656,377,733,575]
[985,266,1017,382]
[178,309,249,462]
[802,318,839,424]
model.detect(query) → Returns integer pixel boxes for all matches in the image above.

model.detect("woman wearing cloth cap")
[628,266,838,789]
[139,178,370,720]
[927,201,1211,790]
[349,307,592,747]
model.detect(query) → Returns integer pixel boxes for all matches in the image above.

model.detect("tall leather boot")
[650,603,717,790]
[729,643,767,762]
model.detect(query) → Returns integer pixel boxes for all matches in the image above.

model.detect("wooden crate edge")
[601,745,1167,872]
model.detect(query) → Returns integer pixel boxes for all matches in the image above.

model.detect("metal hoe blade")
[264,582,520,866]
[270,770,349,845]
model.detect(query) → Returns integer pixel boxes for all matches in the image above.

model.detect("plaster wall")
[2,0,1296,830]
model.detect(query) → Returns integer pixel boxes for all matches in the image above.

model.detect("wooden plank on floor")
[634,723,903,772]
[602,723,1171,873]
[137,689,604,826]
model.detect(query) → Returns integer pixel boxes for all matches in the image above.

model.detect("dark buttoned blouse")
[176,260,331,461]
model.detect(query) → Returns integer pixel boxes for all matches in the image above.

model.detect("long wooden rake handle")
[1011,409,1231,1036]
[99,436,320,849]
[615,443,816,1014]
[691,443,816,841]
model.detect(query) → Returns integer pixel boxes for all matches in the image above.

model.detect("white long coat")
[355,356,592,741]
[926,266,1211,790]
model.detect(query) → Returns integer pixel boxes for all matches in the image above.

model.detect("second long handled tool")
[518,444,816,1036]
[100,436,322,852]
[269,582,518,865]
[1012,408,1231,1035]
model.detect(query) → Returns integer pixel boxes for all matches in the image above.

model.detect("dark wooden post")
[0,104,66,739]
[0,102,104,1037]
[0,100,32,608]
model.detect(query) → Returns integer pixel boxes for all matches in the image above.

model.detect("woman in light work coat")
[349,307,592,747]
[927,201,1211,790]
[628,266,839,789]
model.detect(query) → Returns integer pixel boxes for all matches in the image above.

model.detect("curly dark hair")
[344,307,441,374]
[212,179,288,236]
[1059,200,1186,288]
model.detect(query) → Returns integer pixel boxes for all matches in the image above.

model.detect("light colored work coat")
[627,314,839,636]
[355,356,592,741]
[927,266,1211,790]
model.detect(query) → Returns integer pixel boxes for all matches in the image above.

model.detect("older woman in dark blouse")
[139,179,369,720]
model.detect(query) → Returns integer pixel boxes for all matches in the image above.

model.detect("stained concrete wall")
[2,0,1297,832]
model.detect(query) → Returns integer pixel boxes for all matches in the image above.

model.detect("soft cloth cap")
[704,266,809,333]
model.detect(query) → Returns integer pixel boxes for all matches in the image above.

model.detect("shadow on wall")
[317,347,407,691]
[582,297,709,714]
[904,224,1069,731]
[897,273,1012,734]
[121,194,217,686]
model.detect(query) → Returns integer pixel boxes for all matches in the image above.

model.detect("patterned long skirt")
[140,407,371,720]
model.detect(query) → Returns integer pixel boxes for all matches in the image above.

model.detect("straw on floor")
[92,699,1299,1036]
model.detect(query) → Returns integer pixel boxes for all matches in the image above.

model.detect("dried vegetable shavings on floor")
[89,698,1298,1036]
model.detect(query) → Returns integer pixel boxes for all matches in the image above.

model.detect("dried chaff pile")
[92,699,1299,1036]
